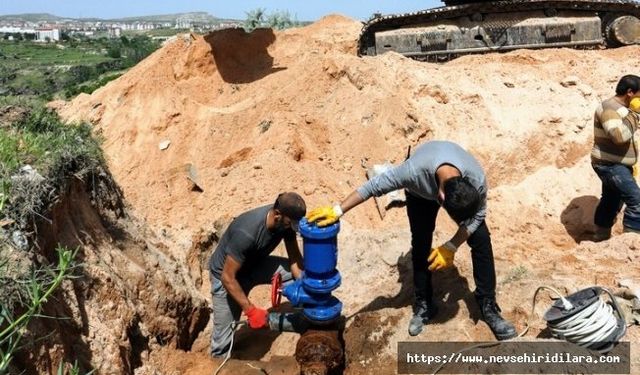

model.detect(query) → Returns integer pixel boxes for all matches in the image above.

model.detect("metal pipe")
[295,329,343,375]
[267,311,310,333]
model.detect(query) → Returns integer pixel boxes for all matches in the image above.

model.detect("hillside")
[0,12,238,24]
[46,14,640,374]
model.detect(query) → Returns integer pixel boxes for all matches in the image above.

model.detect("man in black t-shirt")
[209,192,306,357]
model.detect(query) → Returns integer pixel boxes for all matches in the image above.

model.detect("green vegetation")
[244,8,302,31]
[0,16,159,374]
[134,28,190,38]
[0,97,104,228]
[0,246,77,373]
[501,265,529,284]
[0,96,103,372]
[0,35,160,99]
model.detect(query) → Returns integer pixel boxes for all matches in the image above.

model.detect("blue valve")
[281,218,343,323]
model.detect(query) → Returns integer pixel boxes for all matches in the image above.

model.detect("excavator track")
[358,0,640,60]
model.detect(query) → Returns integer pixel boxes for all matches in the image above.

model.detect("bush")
[245,8,301,31]
[106,45,121,59]
[0,101,104,229]
[245,8,267,31]
[0,99,103,374]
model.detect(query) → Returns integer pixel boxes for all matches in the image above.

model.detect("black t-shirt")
[209,204,295,279]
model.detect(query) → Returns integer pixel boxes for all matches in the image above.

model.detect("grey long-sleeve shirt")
[356,141,487,234]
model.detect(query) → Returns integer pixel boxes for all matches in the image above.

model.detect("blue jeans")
[592,163,640,231]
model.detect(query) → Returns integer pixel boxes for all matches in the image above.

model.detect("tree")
[244,8,266,31]
[266,10,299,30]
[245,8,300,31]
[107,45,121,58]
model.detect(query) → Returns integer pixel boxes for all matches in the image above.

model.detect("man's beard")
[274,217,288,232]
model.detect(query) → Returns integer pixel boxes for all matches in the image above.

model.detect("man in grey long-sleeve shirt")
[307,140,516,340]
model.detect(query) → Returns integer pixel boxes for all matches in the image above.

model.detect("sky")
[0,0,443,22]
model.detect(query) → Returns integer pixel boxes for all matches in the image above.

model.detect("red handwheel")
[270,272,282,308]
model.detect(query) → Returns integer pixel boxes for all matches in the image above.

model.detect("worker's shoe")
[593,226,612,242]
[408,300,438,336]
[478,298,517,341]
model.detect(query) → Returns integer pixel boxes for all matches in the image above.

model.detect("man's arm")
[429,199,484,271]
[220,255,252,311]
[306,190,366,227]
[307,163,408,226]
[356,161,414,201]
[449,226,470,248]
[339,190,366,215]
[284,235,304,280]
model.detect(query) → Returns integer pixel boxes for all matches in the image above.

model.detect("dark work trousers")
[405,191,497,304]
[592,163,640,231]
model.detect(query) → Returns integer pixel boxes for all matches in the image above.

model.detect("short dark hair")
[615,75,640,96]
[274,192,306,220]
[442,176,480,223]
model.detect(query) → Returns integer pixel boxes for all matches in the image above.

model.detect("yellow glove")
[306,205,343,227]
[634,164,639,178]
[427,242,456,271]
[630,98,640,113]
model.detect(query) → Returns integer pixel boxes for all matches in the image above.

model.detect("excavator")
[357,0,640,60]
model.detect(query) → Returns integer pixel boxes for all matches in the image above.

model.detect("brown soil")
[34,13,640,375]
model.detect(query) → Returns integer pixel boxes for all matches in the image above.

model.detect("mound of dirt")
[53,13,640,374]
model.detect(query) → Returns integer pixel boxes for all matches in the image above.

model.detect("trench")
[9,173,211,374]
[10,171,358,375]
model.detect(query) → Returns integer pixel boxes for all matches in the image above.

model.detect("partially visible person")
[209,192,306,357]
[591,75,640,240]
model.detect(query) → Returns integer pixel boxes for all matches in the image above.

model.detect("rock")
[258,120,271,133]
[159,140,171,150]
[11,230,28,251]
[503,81,515,88]
[577,84,593,97]
[560,76,579,87]
[186,164,204,192]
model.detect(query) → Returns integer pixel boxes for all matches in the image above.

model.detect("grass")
[0,98,103,372]
[127,28,190,38]
[0,35,120,374]
[65,70,124,97]
[0,36,160,99]
[0,97,104,227]
[0,41,112,66]
[0,246,77,373]
[501,265,529,285]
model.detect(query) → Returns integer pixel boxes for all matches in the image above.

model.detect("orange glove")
[427,242,457,271]
[244,306,268,329]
